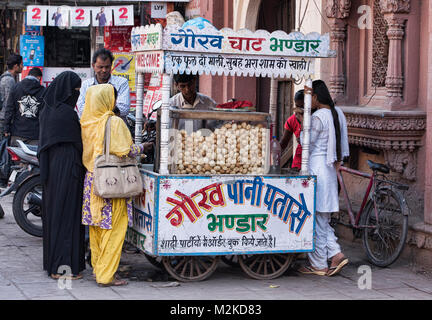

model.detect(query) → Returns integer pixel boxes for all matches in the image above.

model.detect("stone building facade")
[189,0,432,266]
[319,0,431,265]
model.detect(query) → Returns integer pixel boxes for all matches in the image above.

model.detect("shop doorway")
[44,26,91,67]
[256,0,295,167]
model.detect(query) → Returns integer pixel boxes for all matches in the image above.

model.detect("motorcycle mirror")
[147,100,162,120]
[152,100,162,112]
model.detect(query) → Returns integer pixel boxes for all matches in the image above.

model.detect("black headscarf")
[38,71,83,182]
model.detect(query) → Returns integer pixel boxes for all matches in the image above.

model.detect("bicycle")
[336,160,410,267]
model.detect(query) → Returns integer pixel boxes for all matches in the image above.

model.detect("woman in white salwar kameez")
[298,80,350,277]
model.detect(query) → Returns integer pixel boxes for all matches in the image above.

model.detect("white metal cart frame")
[129,22,336,281]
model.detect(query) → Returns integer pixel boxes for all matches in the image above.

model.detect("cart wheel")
[221,255,240,267]
[162,256,220,282]
[144,253,165,270]
[239,253,294,280]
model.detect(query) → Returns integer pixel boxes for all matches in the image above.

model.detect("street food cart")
[128,20,335,281]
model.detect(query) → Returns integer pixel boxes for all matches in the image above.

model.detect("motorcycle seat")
[16,140,37,156]
[27,145,38,153]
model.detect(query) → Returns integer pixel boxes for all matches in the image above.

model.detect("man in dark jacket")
[0,54,23,136]
[4,67,45,146]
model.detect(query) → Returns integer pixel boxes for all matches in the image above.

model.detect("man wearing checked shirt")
[77,48,130,118]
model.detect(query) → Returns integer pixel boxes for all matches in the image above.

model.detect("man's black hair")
[294,89,304,102]
[28,67,43,78]
[173,73,197,84]
[6,54,23,70]
[92,48,114,64]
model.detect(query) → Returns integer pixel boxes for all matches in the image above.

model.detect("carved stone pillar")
[384,16,406,106]
[380,0,410,107]
[325,0,352,104]
[328,18,347,102]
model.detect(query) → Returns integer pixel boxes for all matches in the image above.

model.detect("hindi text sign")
[131,174,316,256]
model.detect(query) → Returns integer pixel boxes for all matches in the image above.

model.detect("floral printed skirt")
[81,171,133,229]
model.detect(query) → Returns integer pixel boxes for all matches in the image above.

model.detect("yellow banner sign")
[111,52,136,92]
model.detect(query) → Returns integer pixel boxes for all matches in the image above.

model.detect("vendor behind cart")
[169,74,217,132]
[280,89,307,172]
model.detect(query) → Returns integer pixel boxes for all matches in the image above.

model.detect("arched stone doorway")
[257,0,294,139]
[233,0,262,30]
[233,0,295,165]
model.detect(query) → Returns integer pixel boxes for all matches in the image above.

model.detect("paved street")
[1,193,432,302]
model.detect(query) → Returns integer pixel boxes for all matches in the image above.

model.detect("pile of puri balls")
[174,122,268,175]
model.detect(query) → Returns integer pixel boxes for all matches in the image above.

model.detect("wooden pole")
[300,77,312,175]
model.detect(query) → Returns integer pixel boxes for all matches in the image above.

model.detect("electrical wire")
[295,0,380,108]
[360,85,378,107]
[298,0,310,32]
[311,0,360,30]
[298,0,302,31]
[311,0,332,30]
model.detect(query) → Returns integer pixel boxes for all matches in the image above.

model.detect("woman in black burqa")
[38,71,86,279]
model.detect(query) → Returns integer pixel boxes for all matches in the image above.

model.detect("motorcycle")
[0,140,42,237]
[0,102,160,235]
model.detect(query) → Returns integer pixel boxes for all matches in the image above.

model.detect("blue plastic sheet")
[182,17,216,30]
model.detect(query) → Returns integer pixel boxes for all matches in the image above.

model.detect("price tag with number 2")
[71,7,91,27]
[27,5,48,26]
[113,5,134,26]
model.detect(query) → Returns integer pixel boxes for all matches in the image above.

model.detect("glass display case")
[155,108,270,175]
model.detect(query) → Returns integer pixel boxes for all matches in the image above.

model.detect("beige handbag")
[93,117,143,198]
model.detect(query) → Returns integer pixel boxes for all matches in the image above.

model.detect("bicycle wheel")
[362,187,408,267]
